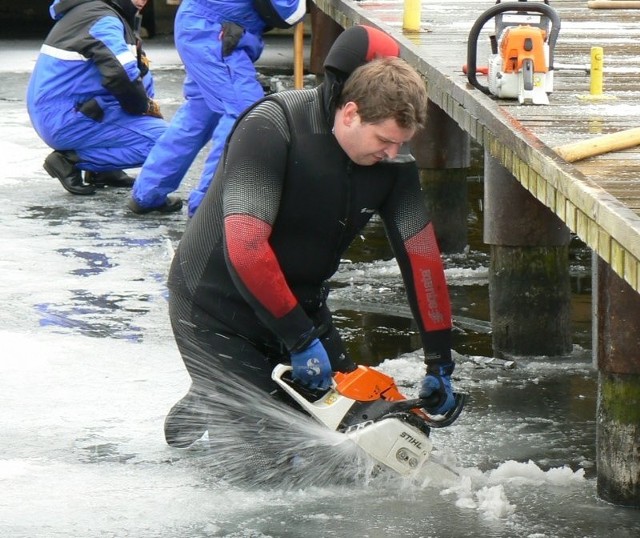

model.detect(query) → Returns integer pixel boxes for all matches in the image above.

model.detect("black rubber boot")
[164,388,210,448]
[85,170,136,188]
[43,151,96,195]
[127,194,183,215]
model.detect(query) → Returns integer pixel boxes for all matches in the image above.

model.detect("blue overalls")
[26,0,167,173]
[131,0,305,216]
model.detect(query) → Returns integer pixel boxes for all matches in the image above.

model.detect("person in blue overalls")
[27,0,167,195]
[127,0,307,216]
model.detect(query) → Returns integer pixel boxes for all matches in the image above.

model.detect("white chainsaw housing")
[487,47,552,104]
[271,364,432,475]
[343,418,432,475]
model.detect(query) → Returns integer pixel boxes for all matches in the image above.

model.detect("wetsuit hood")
[321,25,400,126]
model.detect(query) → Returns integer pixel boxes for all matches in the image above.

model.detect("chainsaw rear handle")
[388,392,468,428]
[466,0,561,95]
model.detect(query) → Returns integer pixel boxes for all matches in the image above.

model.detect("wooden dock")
[313,0,640,294]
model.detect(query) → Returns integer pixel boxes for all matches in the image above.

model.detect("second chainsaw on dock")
[466,0,561,105]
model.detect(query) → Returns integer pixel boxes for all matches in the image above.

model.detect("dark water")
[330,141,593,365]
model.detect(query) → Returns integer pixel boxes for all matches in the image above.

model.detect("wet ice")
[0,327,606,537]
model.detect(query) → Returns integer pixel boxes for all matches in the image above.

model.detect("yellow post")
[403,0,422,32]
[293,22,305,89]
[590,46,604,95]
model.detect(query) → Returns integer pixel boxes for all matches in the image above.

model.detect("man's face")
[335,102,415,166]
[132,0,148,10]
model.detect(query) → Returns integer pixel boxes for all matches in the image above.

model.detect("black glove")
[138,50,150,78]
[136,38,150,78]
[220,21,245,56]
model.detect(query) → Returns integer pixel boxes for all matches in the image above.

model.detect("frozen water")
[0,326,614,538]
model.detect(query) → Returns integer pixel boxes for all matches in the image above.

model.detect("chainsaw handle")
[466,1,561,95]
[387,392,468,428]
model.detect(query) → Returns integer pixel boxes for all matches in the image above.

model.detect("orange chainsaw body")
[333,365,406,402]
[500,25,548,73]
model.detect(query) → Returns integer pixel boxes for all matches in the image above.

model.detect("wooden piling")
[484,150,572,357]
[595,256,640,506]
[411,102,471,254]
[293,22,305,89]
[140,0,180,36]
[419,169,468,254]
[489,245,572,356]
[308,3,344,76]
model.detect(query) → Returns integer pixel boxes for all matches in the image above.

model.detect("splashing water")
[169,369,388,490]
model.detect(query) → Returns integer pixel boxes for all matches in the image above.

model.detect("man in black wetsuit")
[164,25,457,448]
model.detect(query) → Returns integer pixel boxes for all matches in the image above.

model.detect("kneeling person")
[27,0,169,198]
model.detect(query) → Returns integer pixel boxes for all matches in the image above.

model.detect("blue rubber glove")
[419,373,455,415]
[290,338,333,391]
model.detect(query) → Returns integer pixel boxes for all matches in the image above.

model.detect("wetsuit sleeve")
[379,162,453,368]
[222,100,316,352]
[85,15,149,115]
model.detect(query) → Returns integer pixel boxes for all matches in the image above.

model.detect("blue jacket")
[193,0,306,35]
[27,0,152,141]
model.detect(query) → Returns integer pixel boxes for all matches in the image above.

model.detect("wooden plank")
[588,216,600,252]
[554,128,640,163]
[599,227,612,263]
[588,1,640,8]
[624,253,639,291]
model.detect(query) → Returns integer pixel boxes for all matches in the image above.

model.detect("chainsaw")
[466,0,561,104]
[271,363,466,476]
